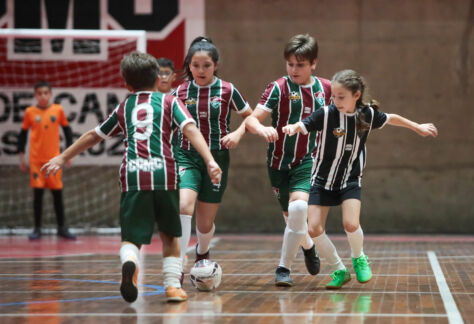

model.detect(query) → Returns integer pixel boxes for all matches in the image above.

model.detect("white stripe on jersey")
[277,81,292,170]
[158,94,165,190]
[217,83,224,150]
[341,118,361,189]
[324,111,346,190]
[289,86,305,167]
[311,106,329,186]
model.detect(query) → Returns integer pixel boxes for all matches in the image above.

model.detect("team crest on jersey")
[314,91,325,105]
[289,91,301,101]
[210,96,222,109]
[35,116,41,123]
[50,116,56,123]
[185,98,197,106]
[333,128,346,137]
[272,187,280,199]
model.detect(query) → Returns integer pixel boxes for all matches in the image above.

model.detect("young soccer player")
[245,34,330,286]
[156,57,177,94]
[18,80,75,240]
[41,52,222,303]
[282,69,438,289]
[175,37,252,278]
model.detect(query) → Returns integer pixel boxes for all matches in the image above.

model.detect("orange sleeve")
[21,108,31,130]
[58,106,69,127]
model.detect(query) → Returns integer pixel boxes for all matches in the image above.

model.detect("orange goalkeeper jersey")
[21,104,69,164]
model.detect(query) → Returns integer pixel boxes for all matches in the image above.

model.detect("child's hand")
[19,158,28,173]
[207,160,222,185]
[282,124,298,136]
[257,125,278,143]
[65,159,72,168]
[221,131,242,149]
[416,123,438,137]
[41,155,66,177]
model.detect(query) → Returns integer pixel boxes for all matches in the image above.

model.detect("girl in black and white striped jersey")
[282,69,438,289]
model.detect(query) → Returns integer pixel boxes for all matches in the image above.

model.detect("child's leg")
[179,188,198,265]
[33,188,44,229]
[282,212,314,250]
[160,232,187,302]
[51,189,64,227]
[195,201,218,258]
[119,241,140,303]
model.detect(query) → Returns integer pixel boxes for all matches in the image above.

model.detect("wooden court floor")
[0,234,472,323]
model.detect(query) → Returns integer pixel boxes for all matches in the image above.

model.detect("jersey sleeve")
[58,106,69,127]
[256,82,280,112]
[172,97,196,130]
[21,108,32,130]
[370,108,389,129]
[317,77,332,105]
[95,105,121,139]
[230,84,250,114]
[299,106,325,135]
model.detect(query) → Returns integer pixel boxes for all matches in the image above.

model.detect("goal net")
[0,29,147,234]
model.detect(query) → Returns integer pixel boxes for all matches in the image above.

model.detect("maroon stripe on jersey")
[136,92,152,190]
[271,78,290,169]
[317,77,332,105]
[162,95,176,190]
[291,87,313,168]
[116,100,128,192]
[219,81,232,150]
[177,83,190,150]
[198,87,210,146]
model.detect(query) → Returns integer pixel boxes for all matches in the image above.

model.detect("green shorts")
[267,157,312,212]
[177,149,229,203]
[120,190,181,245]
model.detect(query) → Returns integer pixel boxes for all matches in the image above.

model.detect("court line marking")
[427,251,464,324]
[0,312,448,318]
[0,273,437,277]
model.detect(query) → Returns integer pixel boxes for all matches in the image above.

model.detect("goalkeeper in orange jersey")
[18,80,76,240]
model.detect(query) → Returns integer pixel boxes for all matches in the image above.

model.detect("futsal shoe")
[326,268,351,289]
[165,286,187,302]
[57,227,76,240]
[28,228,41,240]
[195,244,210,263]
[120,261,138,303]
[301,244,320,275]
[275,266,294,286]
[352,254,372,283]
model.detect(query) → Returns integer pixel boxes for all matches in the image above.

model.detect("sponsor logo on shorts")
[128,157,164,172]
[333,127,346,137]
[272,187,280,199]
[179,166,186,176]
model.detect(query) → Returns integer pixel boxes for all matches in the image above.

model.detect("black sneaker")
[302,244,320,275]
[57,227,76,240]
[195,244,210,263]
[28,228,41,240]
[275,266,294,286]
[120,261,138,303]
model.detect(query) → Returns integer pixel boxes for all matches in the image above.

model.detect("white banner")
[0,87,130,165]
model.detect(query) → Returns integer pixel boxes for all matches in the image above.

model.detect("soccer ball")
[189,259,222,291]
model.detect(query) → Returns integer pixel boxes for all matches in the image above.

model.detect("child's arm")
[221,109,253,149]
[41,129,103,176]
[282,122,305,136]
[386,114,438,137]
[182,123,222,184]
[245,108,278,143]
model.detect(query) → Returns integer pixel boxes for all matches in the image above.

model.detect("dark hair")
[34,80,51,90]
[181,36,219,81]
[157,57,175,71]
[120,51,159,91]
[284,34,318,62]
[331,69,380,136]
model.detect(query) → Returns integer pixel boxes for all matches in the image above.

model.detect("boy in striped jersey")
[245,34,331,286]
[283,69,437,289]
[175,37,252,279]
[41,52,222,302]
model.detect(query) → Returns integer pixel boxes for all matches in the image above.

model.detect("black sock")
[51,189,65,228]
[33,188,44,229]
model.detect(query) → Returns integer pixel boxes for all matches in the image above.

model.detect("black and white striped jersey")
[298,104,389,191]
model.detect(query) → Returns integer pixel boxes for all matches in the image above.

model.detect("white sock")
[163,257,182,288]
[284,214,313,250]
[279,200,307,270]
[179,214,192,266]
[313,232,345,271]
[196,223,215,255]
[346,226,364,258]
[120,243,139,265]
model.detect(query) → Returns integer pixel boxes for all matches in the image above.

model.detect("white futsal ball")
[189,259,222,291]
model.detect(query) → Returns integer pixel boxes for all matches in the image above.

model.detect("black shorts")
[308,183,361,206]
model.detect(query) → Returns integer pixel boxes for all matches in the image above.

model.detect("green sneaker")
[326,268,351,289]
[352,255,372,283]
